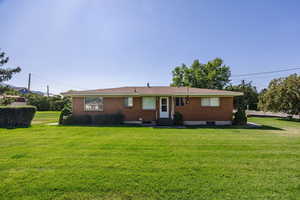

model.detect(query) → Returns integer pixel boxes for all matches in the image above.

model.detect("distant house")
[62,86,243,125]
[0,95,27,106]
[13,87,30,95]
[13,87,45,96]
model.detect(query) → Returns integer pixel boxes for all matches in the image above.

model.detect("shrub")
[0,97,16,106]
[93,112,124,124]
[173,111,183,125]
[26,94,71,111]
[61,112,125,125]
[233,107,247,125]
[59,106,72,125]
[0,106,36,128]
[62,114,92,125]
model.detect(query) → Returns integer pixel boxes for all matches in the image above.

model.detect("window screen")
[85,97,103,111]
[142,97,156,110]
[201,97,220,107]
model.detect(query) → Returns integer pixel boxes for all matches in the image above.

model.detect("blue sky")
[1,0,300,94]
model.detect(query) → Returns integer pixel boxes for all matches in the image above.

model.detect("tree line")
[171,58,300,116]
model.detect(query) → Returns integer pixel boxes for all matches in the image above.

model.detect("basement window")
[201,97,220,107]
[85,97,103,111]
[124,97,133,107]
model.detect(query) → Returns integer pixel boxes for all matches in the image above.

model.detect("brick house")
[62,86,243,125]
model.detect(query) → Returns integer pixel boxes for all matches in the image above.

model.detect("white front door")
[159,97,169,118]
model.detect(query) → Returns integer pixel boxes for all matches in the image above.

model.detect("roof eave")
[61,92,243,97]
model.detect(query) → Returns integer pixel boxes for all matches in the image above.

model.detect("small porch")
[155,96,175,126]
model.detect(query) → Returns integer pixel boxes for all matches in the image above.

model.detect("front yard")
[0,112,299,200]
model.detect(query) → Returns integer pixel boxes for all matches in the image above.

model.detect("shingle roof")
[62,86,243,97]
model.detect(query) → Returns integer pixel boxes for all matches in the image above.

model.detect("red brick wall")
[174,97,233,121]
[72,96,233,122]
[72,97,158,121]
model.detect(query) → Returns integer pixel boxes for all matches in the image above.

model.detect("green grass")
[32,111,60,124]
[0,114,299,200]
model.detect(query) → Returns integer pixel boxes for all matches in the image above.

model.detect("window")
[161,98,167,111]
[124,97,133,107]
[85,97,103,111]
[175,97,185,106]
[201,97,220,107]
[142,97,156,110]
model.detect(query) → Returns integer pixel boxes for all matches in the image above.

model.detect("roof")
[62,86,243,97]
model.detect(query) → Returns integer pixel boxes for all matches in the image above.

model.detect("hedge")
[0,106,36,128]
[93,112,124,124]
[62,114,92,125]
[233,107,247,125]
[59,106,72,125]
[173,112,183,125]
[62,112,124,125]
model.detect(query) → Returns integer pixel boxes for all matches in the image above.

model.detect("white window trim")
[201,97,220,107]
[124,97,133,107]
[84,96,104,111]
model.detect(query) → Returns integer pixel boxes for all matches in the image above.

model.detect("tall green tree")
[0,49,21,83]
[258,74,300,116]
[171,58,231,89]
[25,93,71,111]
[226,80,259,110]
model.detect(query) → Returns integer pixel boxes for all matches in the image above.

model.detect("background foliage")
[226,80,259,110]
[258,74,300,115]
[25,94,71,111]
[171,58,231,89]
[0,49,21,83]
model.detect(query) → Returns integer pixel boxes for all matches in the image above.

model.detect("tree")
[226,80,259,110]
[171,58,231,89]
[0,49,21,83]
[25,93,71,111]
[258,74,300,116]
[232,88,247,125]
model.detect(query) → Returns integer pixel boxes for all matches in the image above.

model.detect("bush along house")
[61,86,243,125]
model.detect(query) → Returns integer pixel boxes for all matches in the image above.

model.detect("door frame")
[159,97,169,118]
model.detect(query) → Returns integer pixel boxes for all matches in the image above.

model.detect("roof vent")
[147,83,150,88]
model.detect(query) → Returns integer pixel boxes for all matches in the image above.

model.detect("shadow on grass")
[59,124,142,128]
[59,124,283,131]
[184,125,283,130]
[277,118,300,123]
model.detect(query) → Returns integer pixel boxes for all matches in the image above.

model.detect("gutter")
[61,92,243,97]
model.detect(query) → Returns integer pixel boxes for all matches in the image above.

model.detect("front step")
[157,118,173,126]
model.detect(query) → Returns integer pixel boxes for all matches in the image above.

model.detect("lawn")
[0,113,299,200]
[32,111,60,124]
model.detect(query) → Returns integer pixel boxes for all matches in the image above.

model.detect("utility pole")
[47,85,49,97]
[27,73,31,91]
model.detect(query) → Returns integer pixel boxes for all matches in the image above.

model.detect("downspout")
[171,96,174,120]
[156,96,158,121]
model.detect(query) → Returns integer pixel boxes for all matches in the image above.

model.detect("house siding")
[72,97,158,121]
[72,96,233,122]
[174,97,233,121]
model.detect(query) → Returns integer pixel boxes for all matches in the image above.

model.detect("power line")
[31,73,89,90]
[232,67,300,77]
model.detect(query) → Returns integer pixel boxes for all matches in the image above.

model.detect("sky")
[1,0,300,94]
